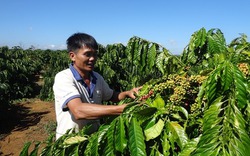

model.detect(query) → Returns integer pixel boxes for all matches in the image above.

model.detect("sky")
[0,0,249,55]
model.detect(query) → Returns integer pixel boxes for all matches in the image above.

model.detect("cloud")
[167,39,177,46]
[42,44,66,50]
[59,44,66,49]
[28,26,33,31]
[49,44,55,48]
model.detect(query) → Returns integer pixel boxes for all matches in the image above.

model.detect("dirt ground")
[0,98,56,156]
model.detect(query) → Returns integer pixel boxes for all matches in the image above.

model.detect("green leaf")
[221,61,233,91]
[177,106,189,119]
[168,122,188,149]
[205,67,222,104]
[156,48,169,74]
[84,134,99,156]
[133,38,141,65]
[137,42,144,64]
[140,42,149,70]
[195,27,207,48]
[202,97,223,130]
[143,117,156,130]
[156,52,165,74]
[29,142,41,156]
[126,37,136,61]
[115,116,127,152]
[149,142,164,156]
[187,48,197,64]
[179,136,200,156]
[65,144,80,156]
[144,119,164,141]
[123,101,140,114]
[83,125,109,156]
[192,142,220,156]
[133,107,157,122]
[147,43,157,69]
[103,120,117,156]
[242,50,250,56]
[233,65,248,108]
[184,27,207,65]
[194,95,250,155]
[19,142,31,156]
[128,118,147,156]
[151,95,165,108]
[40,134,55,156]
[161,131,171,156]
[207,28,227,55]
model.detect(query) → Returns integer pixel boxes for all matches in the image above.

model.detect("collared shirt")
[69,64,97,98]
[53,65,113,139]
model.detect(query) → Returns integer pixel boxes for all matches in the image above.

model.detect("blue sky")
[0,0,249,54]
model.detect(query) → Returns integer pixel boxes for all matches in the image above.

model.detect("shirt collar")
[69,63,97,83]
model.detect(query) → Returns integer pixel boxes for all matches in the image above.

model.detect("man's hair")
[66,32,98,53]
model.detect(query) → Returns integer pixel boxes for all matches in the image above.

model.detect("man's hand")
[127,86,143,99]
[111,86,143,102]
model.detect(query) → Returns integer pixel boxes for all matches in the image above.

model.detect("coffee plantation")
[2,28,249,155]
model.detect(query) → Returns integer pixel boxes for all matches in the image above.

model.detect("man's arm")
[67,86,142,120]
[67,98,127,120]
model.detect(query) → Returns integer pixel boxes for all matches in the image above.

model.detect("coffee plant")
[12,27,250,155]
[0,46,43,107]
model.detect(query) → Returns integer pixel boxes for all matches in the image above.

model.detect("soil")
[0,98,56,156]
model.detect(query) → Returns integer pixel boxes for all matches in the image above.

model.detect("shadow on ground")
[0,102,49,140]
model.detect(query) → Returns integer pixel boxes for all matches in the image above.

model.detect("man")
[53,32,141,139]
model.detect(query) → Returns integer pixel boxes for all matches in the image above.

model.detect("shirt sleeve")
[53,70,80,109]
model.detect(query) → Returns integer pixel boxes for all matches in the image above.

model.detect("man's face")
[70,46,97,74]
